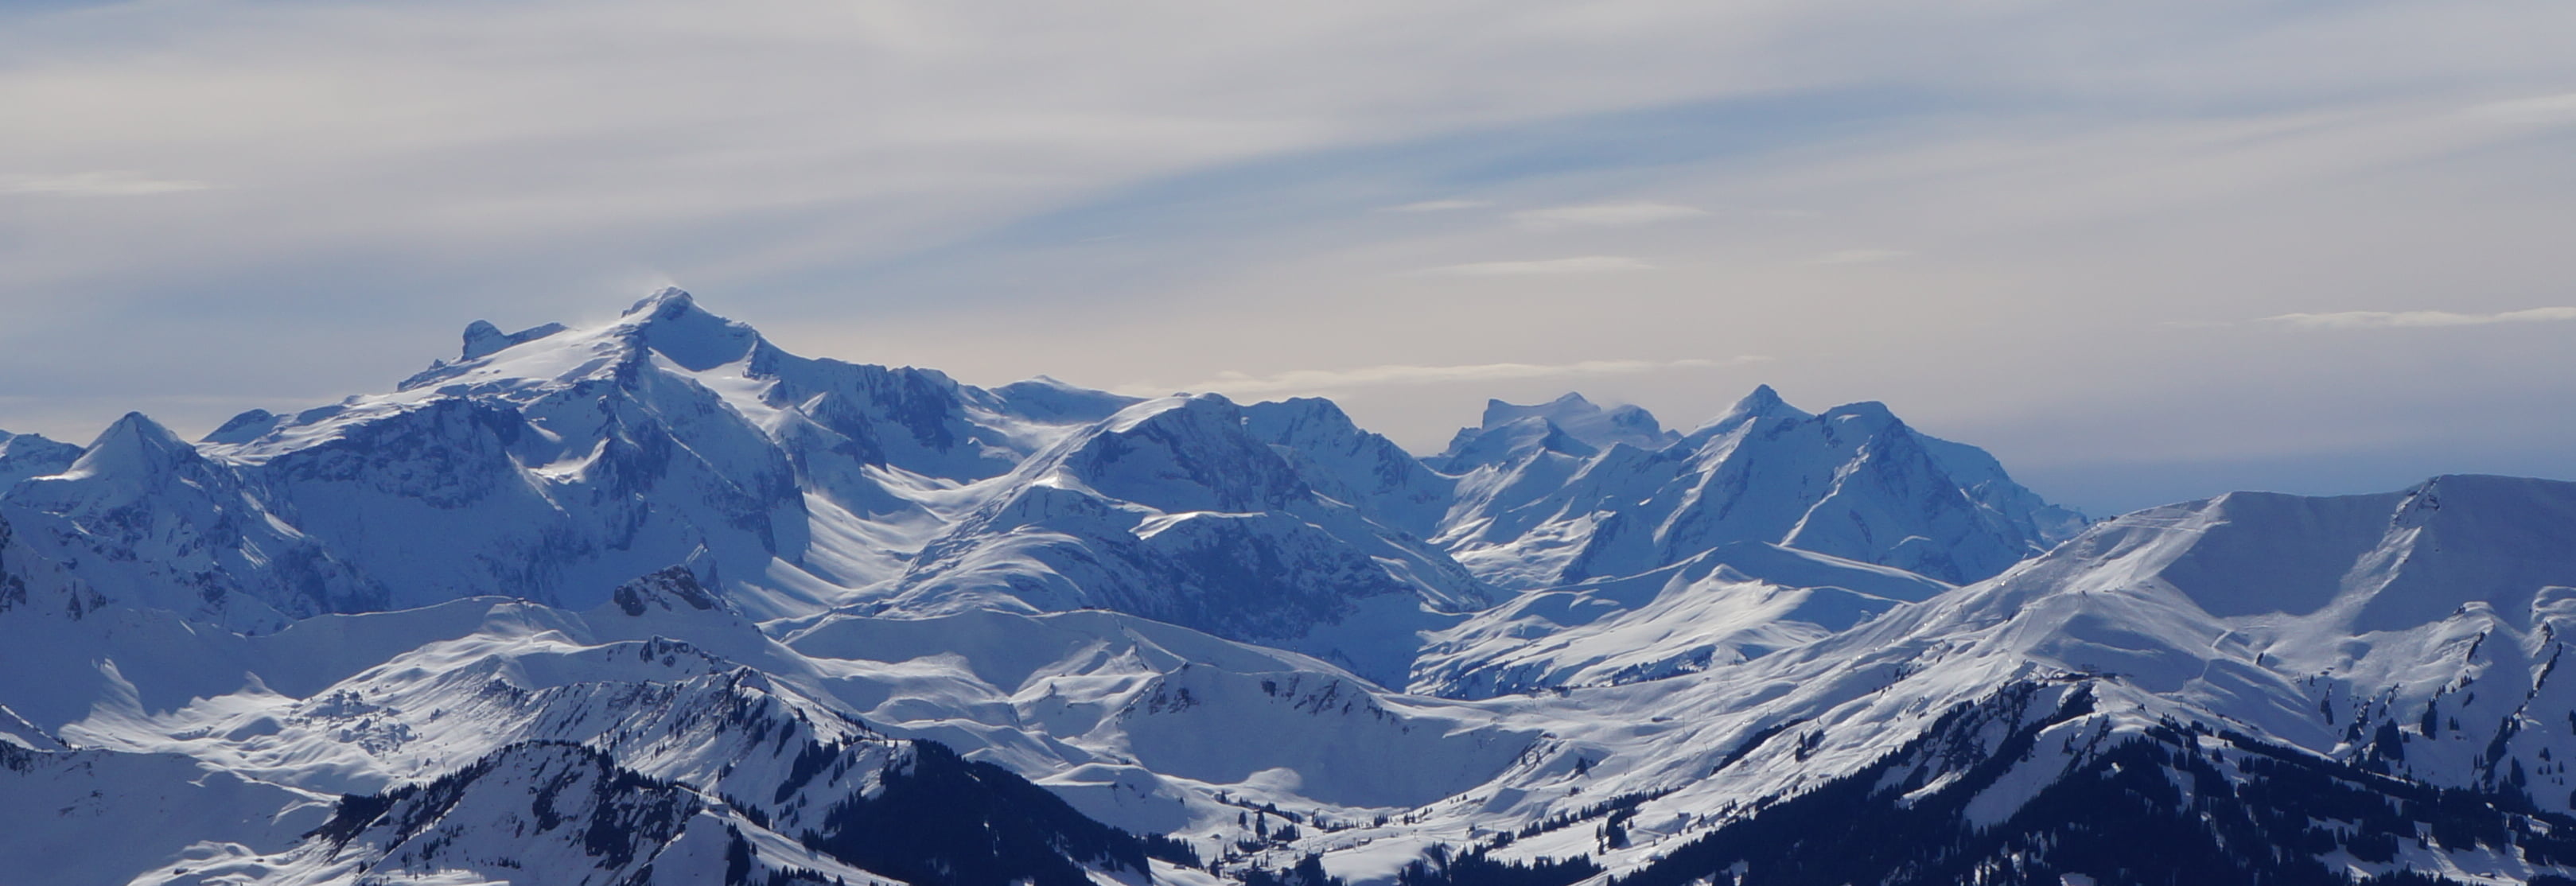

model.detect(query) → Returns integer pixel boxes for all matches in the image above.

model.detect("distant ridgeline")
[6,289,2574,886]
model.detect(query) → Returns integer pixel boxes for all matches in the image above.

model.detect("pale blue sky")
[3,0,2573,514]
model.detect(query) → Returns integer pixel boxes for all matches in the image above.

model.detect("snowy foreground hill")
[6,291,2574,886]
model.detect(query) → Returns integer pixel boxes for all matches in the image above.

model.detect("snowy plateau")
[5,290,2575,886]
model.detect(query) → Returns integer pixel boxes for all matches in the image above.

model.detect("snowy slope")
[1411,542,1952,698]
[0,739,333,886]
[877,394,1495,686]
[200,740,884,886]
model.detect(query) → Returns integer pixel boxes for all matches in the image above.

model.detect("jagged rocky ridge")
[8,290,2574,885]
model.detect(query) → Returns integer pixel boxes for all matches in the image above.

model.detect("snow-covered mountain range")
[6,290,2570,886]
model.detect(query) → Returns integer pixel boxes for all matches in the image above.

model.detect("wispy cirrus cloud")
[1137,356,1769,396]
[2263,307,2576,328]
[2,0,2571,512]
[1508,201,1706,227]
[1380,199,1492,212]
[1416,255,1652,276]
[2465,92,2576,125]
[0,171,213,196]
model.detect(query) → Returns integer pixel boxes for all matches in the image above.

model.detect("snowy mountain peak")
[406,289,753,383]
[1251,394,1356,430]
[1433,392,1678,473]
[1051,393,1313,514]
[1694,383,1814,436]
[1473,391,1679,453]
[617,287,763,371]
[1244,397,1458,535]
[1477,392,1593,429]
[1729,383,1796,417]
[623,285,700,318]
[460,318,570,360]
[67,411,199,480]
[1798,399,1909,446]
[989,375,1142,424]
[1821,399,1898,428]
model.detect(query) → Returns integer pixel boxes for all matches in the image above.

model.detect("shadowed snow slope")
[1413,542,1952,698]
[879,394,1494,686]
